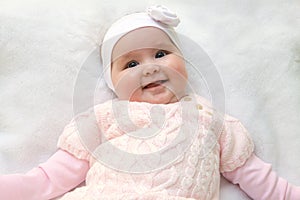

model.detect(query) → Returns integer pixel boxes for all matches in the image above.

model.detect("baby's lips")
[143,80,168,89]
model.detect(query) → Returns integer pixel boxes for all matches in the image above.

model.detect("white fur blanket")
[0,0,299,199]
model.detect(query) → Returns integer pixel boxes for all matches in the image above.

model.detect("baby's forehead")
[112,27,177,60]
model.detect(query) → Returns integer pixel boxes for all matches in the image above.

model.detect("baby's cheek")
[115,73,142,99]
[170,56,187,77]
[173,65,188,80]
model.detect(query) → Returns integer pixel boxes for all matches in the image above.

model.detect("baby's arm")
[223,154,300,200]
[0,149,89,200]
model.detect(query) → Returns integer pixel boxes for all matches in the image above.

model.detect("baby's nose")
[142,64,160,76]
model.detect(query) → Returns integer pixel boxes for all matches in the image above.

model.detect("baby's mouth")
[143,80,168,89]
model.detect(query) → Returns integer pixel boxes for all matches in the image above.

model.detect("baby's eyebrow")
[114,53,132,63]
[113,47,173,63]
[113,50,143,62]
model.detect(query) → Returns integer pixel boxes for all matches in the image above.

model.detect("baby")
[1,5,299,200]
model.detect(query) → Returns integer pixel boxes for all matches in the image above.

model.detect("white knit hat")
[101,5,181,91]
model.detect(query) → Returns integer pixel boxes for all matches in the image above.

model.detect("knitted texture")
[57,95,253,199]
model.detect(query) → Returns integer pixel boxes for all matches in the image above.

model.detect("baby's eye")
[126,60,139,68]
[155,50,168,58]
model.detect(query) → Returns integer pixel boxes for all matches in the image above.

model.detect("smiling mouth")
[143,80,168,89]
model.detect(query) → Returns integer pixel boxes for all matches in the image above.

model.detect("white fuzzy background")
[0,0,300,199]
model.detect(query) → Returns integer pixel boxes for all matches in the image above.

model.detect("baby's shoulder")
[192,94,241,123]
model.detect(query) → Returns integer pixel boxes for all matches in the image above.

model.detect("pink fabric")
[57,95,254,199]
[1,95,299,199]
[0,150,89,200]
[223,154,300,200]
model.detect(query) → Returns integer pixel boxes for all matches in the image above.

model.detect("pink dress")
[57,95,254,199]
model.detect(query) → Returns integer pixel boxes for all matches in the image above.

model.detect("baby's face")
[111,27,187,104]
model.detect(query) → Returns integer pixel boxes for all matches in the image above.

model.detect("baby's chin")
[129,92,186,104]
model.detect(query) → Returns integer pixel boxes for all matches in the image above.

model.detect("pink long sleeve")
[0,149,89,200]
[223,154,300,200]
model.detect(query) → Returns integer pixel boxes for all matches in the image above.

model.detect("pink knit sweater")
[57,95,254,199]
[1,94,299,199]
